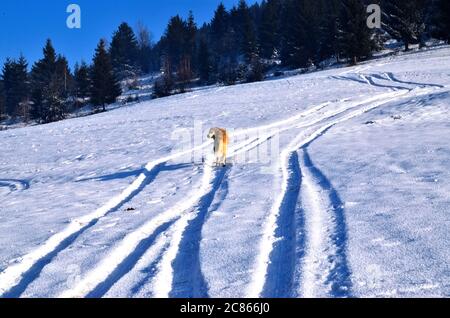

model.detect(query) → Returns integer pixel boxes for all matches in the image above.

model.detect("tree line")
[1,0,449,123]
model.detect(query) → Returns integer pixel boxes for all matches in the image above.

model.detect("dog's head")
[207,128,216,140]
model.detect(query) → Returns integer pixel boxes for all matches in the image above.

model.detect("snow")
[0,46,450,298]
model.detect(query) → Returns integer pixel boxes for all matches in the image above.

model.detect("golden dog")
[207,128,229,166]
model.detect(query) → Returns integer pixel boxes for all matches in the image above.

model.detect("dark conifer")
[90,39,122,111]
[259,0,281,59]
[340,0,373,64]
[74,61,91,106]
[1,56,29,118]
[110,22,140,79]
[382,0,428,51]
[30,39,59,121]
[197,38,211,83]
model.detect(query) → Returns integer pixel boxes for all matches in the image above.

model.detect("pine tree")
[1,56,29,118]
[110,22,140,79]
[30,39,57,121]
[433,0,450,42]
[259,0,281,59]
[317,0,342,62]
[55,55,73,100]
[74,61,91,102]
[162,15,188,71]
[153,55,174,97]
[236,0,258,62]
[210,3,230,55]
[90,39,122,111]
[340,0,373,65]
[186,11,198,64]
[0,79,5,119]
[197,38,211,83]
[382,0,428,51]
[179,11,197,90]
[281,0,319,68]
[136,22,154,74]
[210,2,240,83]
[37,54,71,123]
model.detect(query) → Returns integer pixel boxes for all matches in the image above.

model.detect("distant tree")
[281,0,321,68]
[178,11,197,90]
[36,54,72,123]
[90,39,122,111]
[210,2,230,55]
[73,61,91,106]
[432,0,450,42]
[0,79,5,119]
[186,11,198,64]
[136,22,155,74]
[110,22,140,79]
[382,0,428,51]
[162,14,197,91]
[236,0,258,62]
[259,0,281,59]
[162,15,188,71]
[339,0,373,64]
[246,56,265,82]
[30,39,65,122]
[210,2,240,82]
[317,0,342,62]
[1,56,29,118]
[153,55,174,97]
[197,38,211,83]
[55,55,73,100]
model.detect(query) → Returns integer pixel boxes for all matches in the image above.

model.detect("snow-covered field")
[0,47,449,298]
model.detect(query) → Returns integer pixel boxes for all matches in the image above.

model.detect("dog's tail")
[221,128,228,158]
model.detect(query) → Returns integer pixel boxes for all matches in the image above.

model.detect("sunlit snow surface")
[0,47,449,298]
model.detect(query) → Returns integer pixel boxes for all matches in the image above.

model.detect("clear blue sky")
[0,0,259,69]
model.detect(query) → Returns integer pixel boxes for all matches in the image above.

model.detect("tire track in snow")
[146,91,416,298]
[3,82,437,297]
[110,95,394,298]
[1,97,334,298]
[0,163,170,298]
[84,219,176,298]
[298,149,351,298]
[261,152,304,298]
[154,167,230,298]
[59,164,217,298]
[247,86,438,298]
[0,141,212,297]
[58,89,414,298]
[58,129,279,298]
[260,149,352,298]
[382,72,444,89]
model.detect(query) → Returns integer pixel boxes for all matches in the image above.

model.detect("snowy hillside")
[0,46,449,298]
